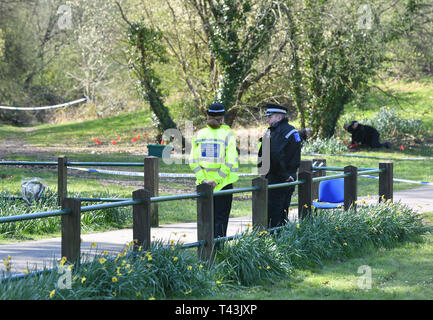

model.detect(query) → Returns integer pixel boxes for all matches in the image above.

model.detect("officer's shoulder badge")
[285,129,301,142]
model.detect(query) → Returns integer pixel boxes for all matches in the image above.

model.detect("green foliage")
[0,201,429,299]
[274,201,429,269]
[203,0,278,121]
[0,241,216,300]
[363,107,424,140]
[302,137,347,154]
[214,229,291,286]
[0,191,132,240]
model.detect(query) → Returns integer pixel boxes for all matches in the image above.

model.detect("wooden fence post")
[61,198,81,263]
[298,171,312,220]
[379,162,393,203]
[252,177,268,229]
[299,160,312,174]
[144,157,159,227]
[58,156,68,206]
[312,158,326,201]
[344,165,358,211]
[196,183,214,263]
[132,189,152,251]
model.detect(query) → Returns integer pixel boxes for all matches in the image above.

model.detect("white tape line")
[326,169,433,186]
[68,167,256,178]
[0,97,88,111]
[304,152,433,161]
[360,175,433,186]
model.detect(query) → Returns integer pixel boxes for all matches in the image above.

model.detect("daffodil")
[296,223,300,229]
[59,257,67,266]
[99,257,107,264]
[112,276,118,283]
[173,257,178,262]
[81,277,86,284]
[335,226,339,231]
[149,296,155,300]
[187,266,192,270]
[49,290,55,298]
[91,242,97,248]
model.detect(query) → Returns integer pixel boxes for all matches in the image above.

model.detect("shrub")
[302,136,347,154]
[363,107,424,139]
[214,229,291,286]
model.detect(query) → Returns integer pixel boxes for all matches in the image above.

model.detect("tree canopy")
[0,0,431,137]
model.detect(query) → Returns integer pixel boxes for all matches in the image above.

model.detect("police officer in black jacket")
[344,121,390,149]
[258,104,301,228]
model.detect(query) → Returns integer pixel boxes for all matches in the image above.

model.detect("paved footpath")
[1,185,433,275]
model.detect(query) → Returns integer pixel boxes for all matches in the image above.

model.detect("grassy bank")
[0,202,430,300]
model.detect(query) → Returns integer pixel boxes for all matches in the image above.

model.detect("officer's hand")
[203,180,216,189]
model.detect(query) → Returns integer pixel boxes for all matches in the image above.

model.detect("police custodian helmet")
[264,103,288,117]
[207,103,226,116]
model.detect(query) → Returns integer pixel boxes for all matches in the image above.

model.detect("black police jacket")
[347,121,380,146]
[258,118,301,180]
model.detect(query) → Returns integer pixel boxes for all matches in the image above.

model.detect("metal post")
[58,156,68,206]
[344,165,358,211]
[252,177,268,229]
[196,183,214,263]
[379,162,393,203]
[144,157,159,227]
[61,198,81,264]
[132,189,152,251]
[298,171,312,220]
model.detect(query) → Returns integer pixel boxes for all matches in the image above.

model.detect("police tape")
[68,167,432,186]
[303,152,433,161]
[325,169,433,186]
[68,167,256,178]
[0,97,88,111]
[359,175,433,186]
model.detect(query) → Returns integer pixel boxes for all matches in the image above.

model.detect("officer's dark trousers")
[267,174,296,228]
[369,131,384,148]
[214,184,233,239]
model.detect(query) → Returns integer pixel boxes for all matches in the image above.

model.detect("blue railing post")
[61,198,81,263]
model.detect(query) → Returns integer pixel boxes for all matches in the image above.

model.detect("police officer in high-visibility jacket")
[189,103,239,239]
[258,104,301,228]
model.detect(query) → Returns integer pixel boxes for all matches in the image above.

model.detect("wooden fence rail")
[1,157,393,268]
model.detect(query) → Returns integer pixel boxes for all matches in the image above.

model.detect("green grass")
[204,211,433,300]
[2,109,154,147]
[342,78,433,133]
[0,202,430,300]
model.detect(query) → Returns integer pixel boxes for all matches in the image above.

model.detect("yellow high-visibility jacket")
[189,124,239,191]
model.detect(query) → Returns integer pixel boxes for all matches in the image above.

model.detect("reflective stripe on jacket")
[189,124,239,191]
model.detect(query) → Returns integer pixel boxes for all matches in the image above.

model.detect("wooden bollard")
[57,156,68,206]
[252,177,268,229]
[298,171,312,220]
[144,157,159,227]
[196,183,215,263]
[344,165,358,211]
[379,162,393,203]
[132,189,152,251]
[61,198,81,263]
